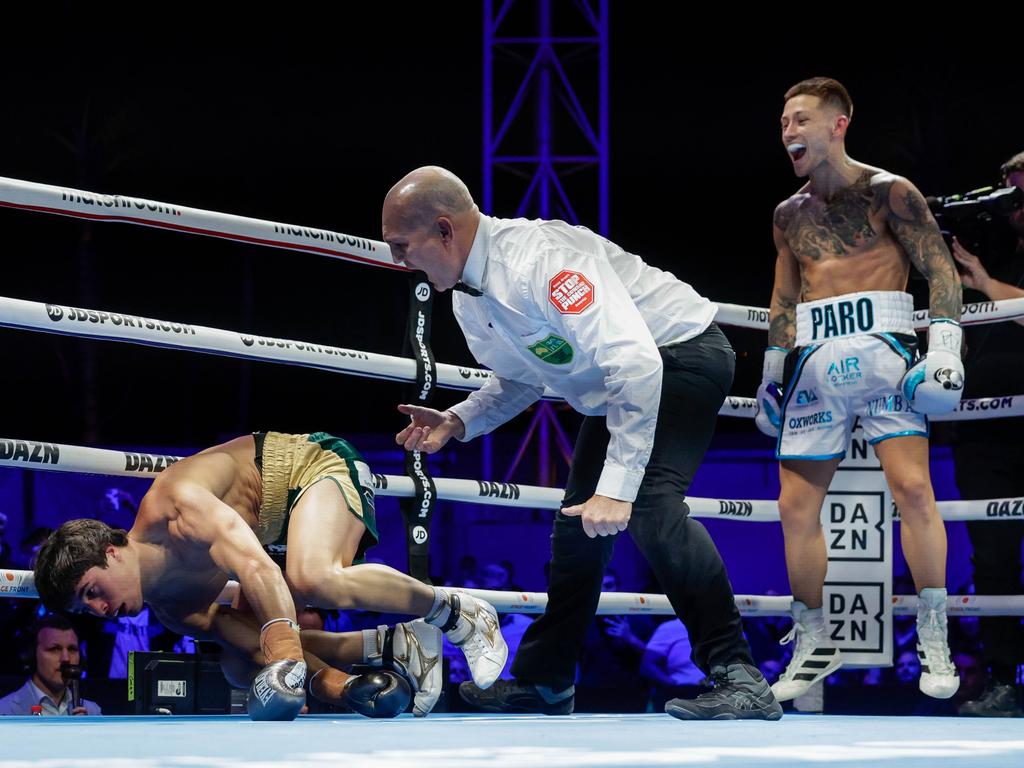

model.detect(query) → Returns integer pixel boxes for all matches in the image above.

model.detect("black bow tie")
[454,282,483,297]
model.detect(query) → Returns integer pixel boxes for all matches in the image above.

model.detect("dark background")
[1,11,1019,447]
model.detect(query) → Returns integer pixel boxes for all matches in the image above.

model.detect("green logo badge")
[528,334,574,365]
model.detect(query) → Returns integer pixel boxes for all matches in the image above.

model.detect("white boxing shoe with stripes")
[770,601,843,702]
[439,591,508,690]
[916,588,959,699]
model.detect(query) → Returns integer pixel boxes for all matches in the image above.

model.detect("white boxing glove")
[755,347,787,438]
[901,319,964,415]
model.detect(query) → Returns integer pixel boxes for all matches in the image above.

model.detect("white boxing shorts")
[776,290,928,460]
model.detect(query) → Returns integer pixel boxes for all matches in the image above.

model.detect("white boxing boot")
[771,601,843,702]
[369,620,442,717]
[426,589,507,690]
[916,588,959,699]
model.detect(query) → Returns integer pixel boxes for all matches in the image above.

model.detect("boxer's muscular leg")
[287,479,506,693]
[778,458,841,608]
[284,479,434,614]
[875,436,957,699]
[874,436,946,591]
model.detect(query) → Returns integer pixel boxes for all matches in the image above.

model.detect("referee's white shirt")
[449,215,715,502]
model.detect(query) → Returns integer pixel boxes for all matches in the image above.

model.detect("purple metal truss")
[483,0,609,486]
[483,0,609,234]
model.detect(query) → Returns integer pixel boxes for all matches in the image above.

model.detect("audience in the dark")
[575,569,655,712]
[0,512,13,568]
[639,618,704,710]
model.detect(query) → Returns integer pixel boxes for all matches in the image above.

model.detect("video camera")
[927,186,1023,221]
[927,185,1022,265]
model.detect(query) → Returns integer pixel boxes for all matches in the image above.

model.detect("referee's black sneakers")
[666,663,784,721]
[459,679,575,716]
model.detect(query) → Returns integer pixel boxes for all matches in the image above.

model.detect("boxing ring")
[1,176,1024,767]
[1,712,1023,767]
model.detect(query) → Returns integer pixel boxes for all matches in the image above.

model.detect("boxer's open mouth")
[787,144,807,162]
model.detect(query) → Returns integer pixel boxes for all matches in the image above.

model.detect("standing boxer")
[756,77,962,701]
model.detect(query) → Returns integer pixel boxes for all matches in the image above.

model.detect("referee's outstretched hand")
[396,405,465,453]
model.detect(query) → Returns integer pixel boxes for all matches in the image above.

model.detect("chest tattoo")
[782,175,881,260]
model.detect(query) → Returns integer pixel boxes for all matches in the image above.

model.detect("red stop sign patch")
[548,270,595,314]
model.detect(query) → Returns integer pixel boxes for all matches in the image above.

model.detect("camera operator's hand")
[951,237,1024,325]
[951,237,992,293]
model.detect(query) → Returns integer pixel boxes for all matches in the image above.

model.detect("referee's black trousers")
[512,323,754,691]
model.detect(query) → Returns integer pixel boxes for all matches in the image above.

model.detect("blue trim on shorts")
[775,344,821,457]
[868,429,930,445]
[876,332,912,366]
[776,451,846,461]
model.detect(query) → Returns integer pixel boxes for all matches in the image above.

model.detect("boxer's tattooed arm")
[773,200,795,232]
[768,295,797,347]
[885,180,962,320]
[770,204,801,347]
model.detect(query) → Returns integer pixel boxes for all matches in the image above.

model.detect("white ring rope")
[715,297,1024,331]
[0,176,402,272]
[1,567,1020,617]
[0,436,776,518]
[467,590,1024,617]
[1,174,1021,331]
[0,294,500,394]
[2,294,1022,422]
[2,175,1023,421]
[3,437,1023,526]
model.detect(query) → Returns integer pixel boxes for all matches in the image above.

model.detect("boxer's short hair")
[784,77,853,119]
[33,519,129,611]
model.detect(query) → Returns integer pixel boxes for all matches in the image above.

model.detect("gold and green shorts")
[253,431,379,563]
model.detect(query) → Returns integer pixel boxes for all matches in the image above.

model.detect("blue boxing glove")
[901,319,964,415]
[755,347,787,438]
[247,659,307,721]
